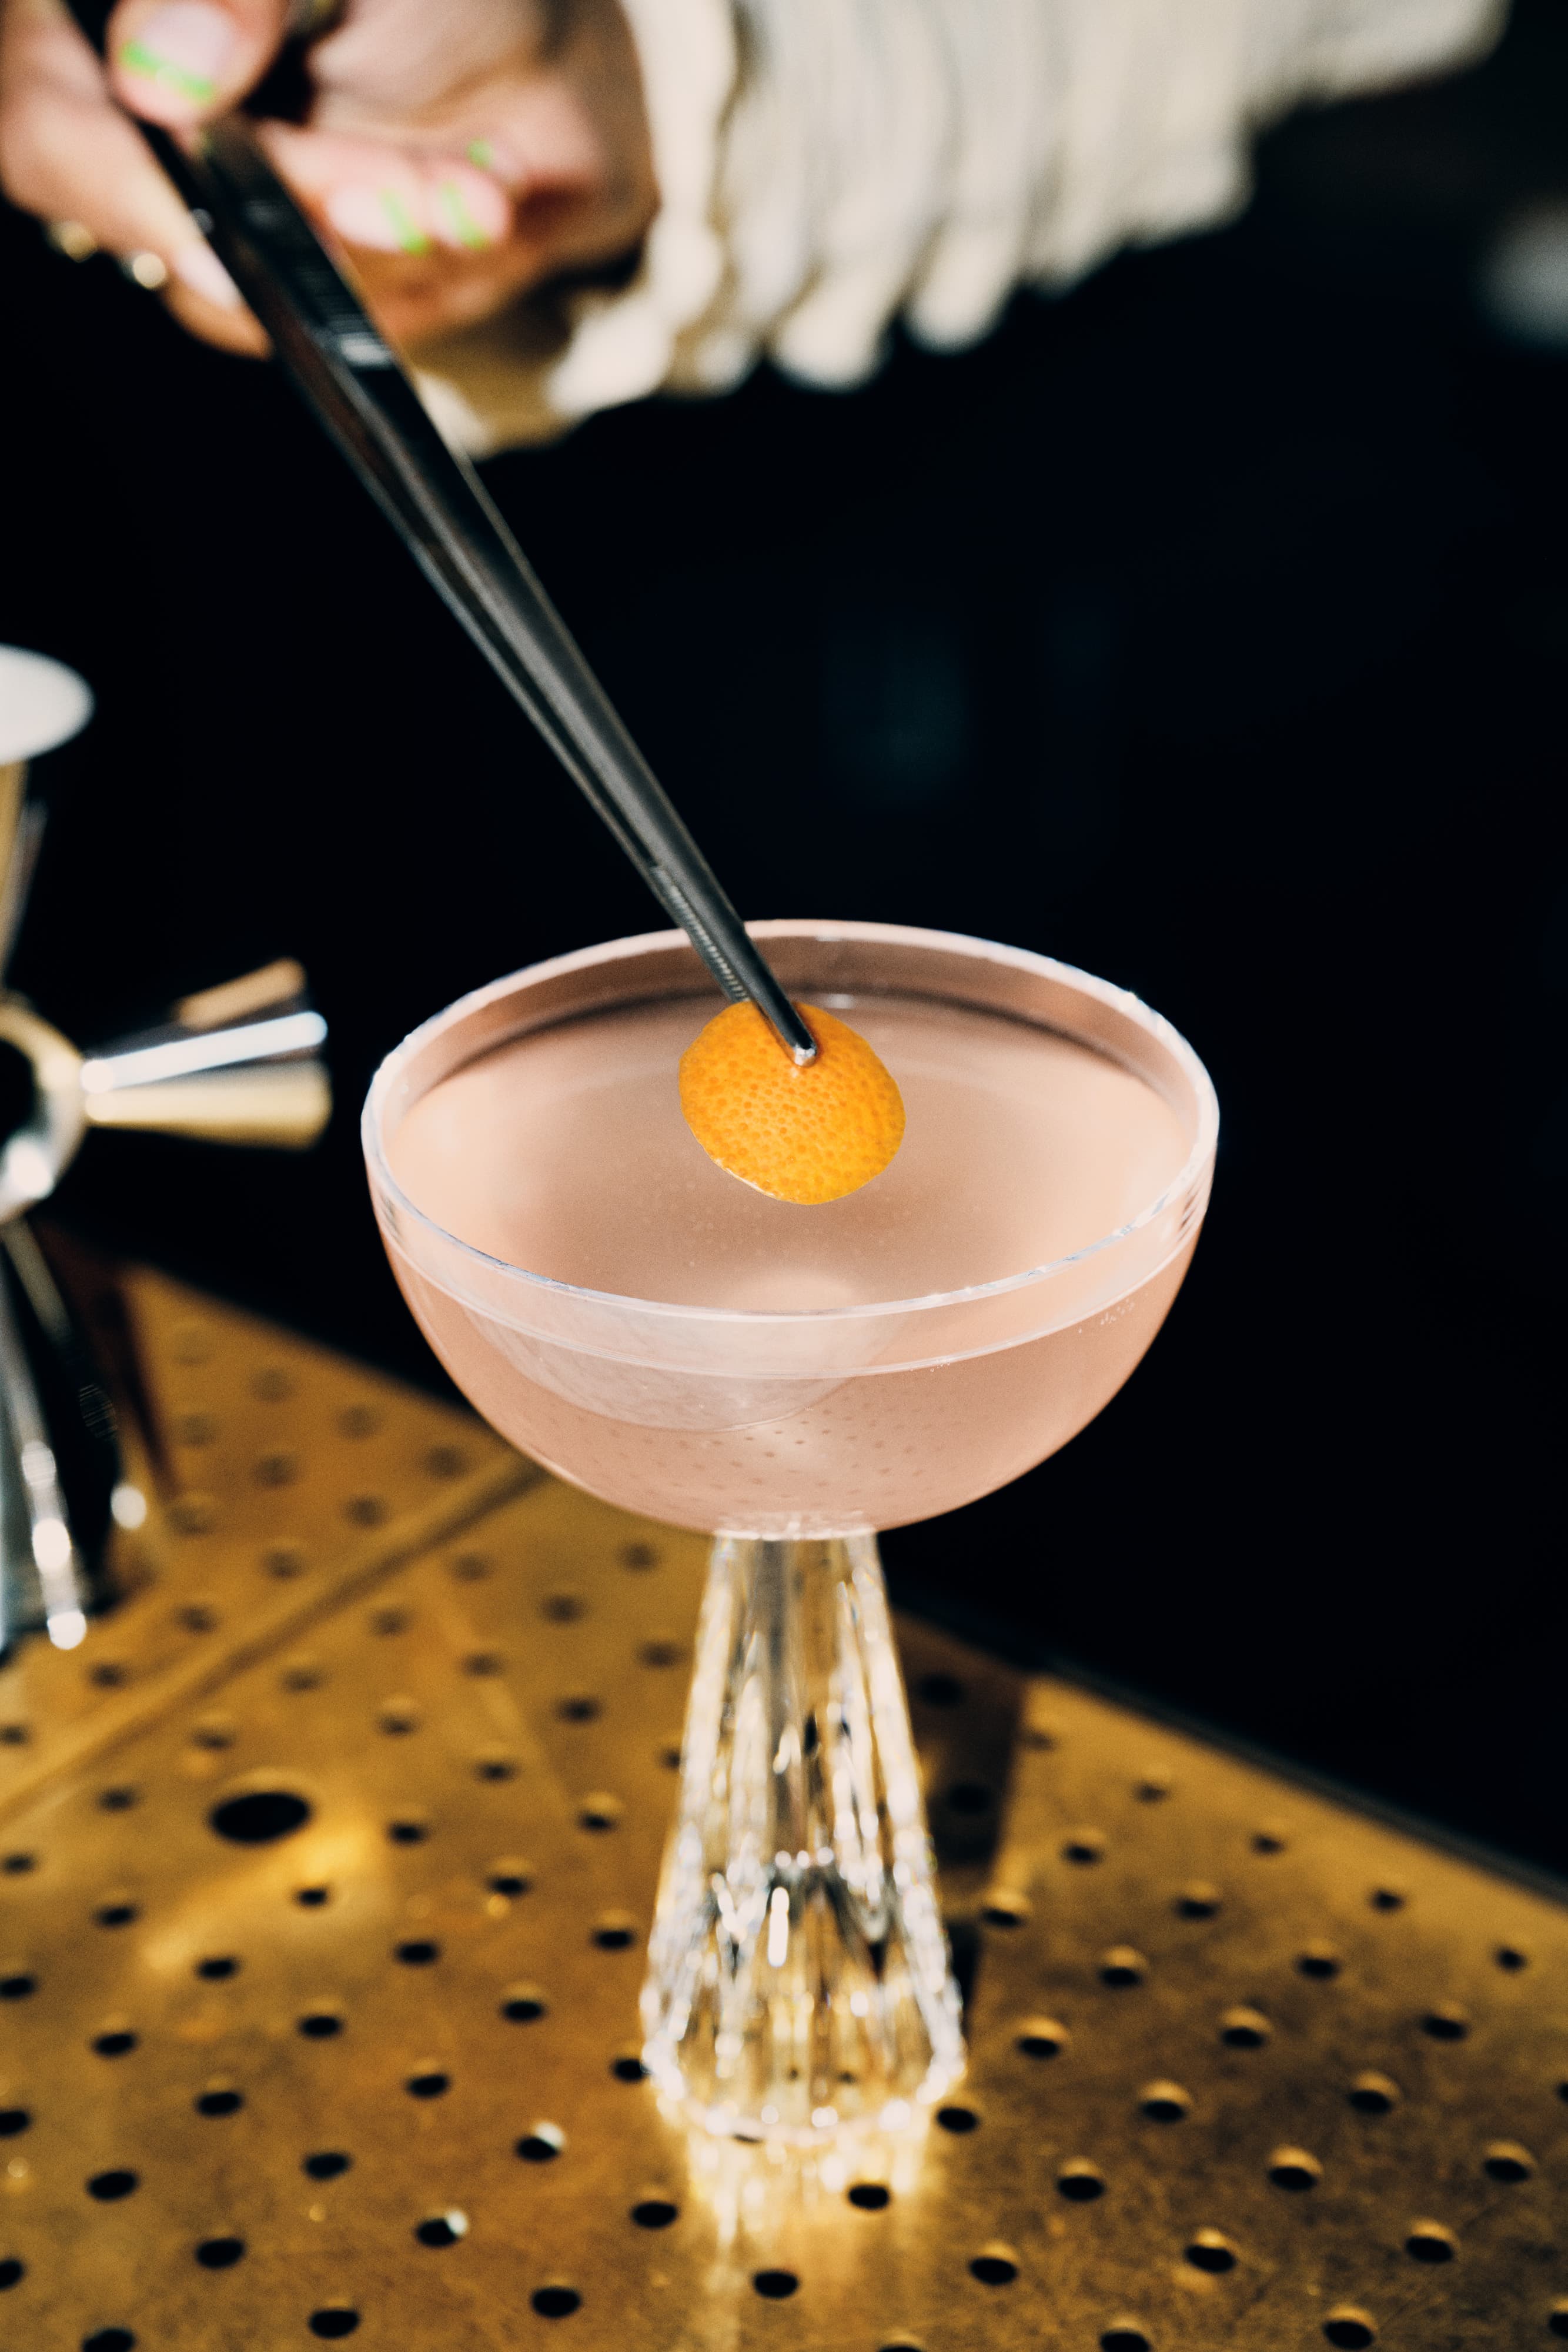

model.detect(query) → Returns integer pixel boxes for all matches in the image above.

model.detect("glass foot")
[640,1533,965,2141]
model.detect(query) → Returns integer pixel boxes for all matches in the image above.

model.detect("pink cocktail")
[365,923,1217,2139]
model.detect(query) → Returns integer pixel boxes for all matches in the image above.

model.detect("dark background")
[2,5,1564,1873]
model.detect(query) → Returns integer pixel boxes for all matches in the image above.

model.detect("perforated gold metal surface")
[0,1271,1563,2351]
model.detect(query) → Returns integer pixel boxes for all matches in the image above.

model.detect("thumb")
[106,0,289,126]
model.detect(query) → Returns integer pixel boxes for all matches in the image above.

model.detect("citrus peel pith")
[678,1001,905,1205]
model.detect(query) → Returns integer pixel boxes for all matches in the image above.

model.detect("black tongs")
[63,1,817,1064]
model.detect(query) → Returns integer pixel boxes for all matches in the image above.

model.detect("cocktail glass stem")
[640,1533,965,2140]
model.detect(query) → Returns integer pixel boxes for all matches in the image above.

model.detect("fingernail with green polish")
[439,182,490,251]
[380,191,431,256]
[118,39,215,101]
[116,4,235,103]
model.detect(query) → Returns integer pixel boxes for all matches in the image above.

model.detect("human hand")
[0,0,656,356]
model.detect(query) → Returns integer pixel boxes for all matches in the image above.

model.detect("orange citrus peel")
[679,1001,905,1205]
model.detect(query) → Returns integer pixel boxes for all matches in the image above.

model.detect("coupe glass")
[363,921,1218,2142]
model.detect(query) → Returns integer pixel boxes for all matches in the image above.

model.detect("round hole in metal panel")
[86,2170,138,2201]
[339,1404,380,1438]
[387,1816,429,1846]
[263,1545,307,1579]
[1252,1825,1287,1853]
[93,1900,138,1929]
[847,2183,890,2210]
[406,2072,449,2100]
[531,2286,581,2317]
[1015,2017,1069,2059]
[631,2197,679,2227]
[452,1551,490,1581]
[0,2258,24,2289]
[0,1725,26,1746]
[979,1889,1031,1929]
[1323,2310,1377,2348]
[194,2237,245,2269]
[296,2009,343,2039]
[1139,2080,1191,2122]
[1,1975,36,2000]
[1101,1948,1148,1989]
[377,1700,420,1736]
[370,1608,407,1636]
[1550,2302,1568,2340]
[1062,1829,1105,1864]
[487,1860,531,1895]
[82,2331,136,2352]
[968,2246,1018,2286]
[1421,2003,1470,2040]
[1268,2147,1322,2190]
[463,1651,504,1677]
[610,2053,647,2082]
[209,1789,310,1845]
[295,1886,331,1909]
[1183,2229,1237,2273]
[1219,2006,1270,2048]
[500,1984,547,2023]
[0,2109,30,2137]
[935,2105,979,2135]
[1298,1943,1342,1980]
[752,2270,800,2299]
[474,1751,519,1783]
[195,2087,243,2117]
[1405,2220,1457,2263]
[1495,1945,1529,1971]
[1057,2161,1104,2202]
[98,1786,137,1811]
[1101,2330,1151,2352]
[592,1913,637,1951]
[195,1955,240,1981]
[578,1794,621,1831]
[303,2153,352,2180]
[2,1853,35,1874]
[516,2124,565,2162]
[541,1592,584,1621]
[1348,2071,1401,2114]
[620,1542,658,1571]
[92,2029,136,2056]
[1175,1882,1221,1919]
[1370,1885,1407,1912]
[307,2309,360,2338]
[415,2210,469,2247]
[1482,2140,1536,2182]
[557,1693,600,1723]
[394,1939,440,1966]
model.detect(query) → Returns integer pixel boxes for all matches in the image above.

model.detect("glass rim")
[361,920,1219,1328]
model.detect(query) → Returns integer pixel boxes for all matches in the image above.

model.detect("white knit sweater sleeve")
[417,0,1504,451]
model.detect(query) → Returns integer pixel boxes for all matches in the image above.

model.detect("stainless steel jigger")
[0,646,332,1653]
